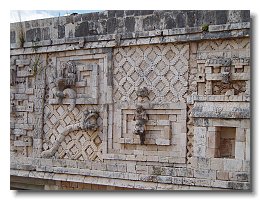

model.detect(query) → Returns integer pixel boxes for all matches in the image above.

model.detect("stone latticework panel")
[42,104,103,161]
[113,44,189,104]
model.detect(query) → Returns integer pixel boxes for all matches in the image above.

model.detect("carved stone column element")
[41,110,99,158]
[133,105,148,145]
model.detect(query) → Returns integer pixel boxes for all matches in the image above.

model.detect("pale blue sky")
[10,10,101,23]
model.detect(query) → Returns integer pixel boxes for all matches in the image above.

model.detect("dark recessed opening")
[215,127,236,158]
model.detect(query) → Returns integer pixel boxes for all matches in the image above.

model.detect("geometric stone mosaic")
[113,44,189,104]
[43,104,103,161]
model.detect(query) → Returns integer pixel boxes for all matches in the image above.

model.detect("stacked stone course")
[10,10,250,190]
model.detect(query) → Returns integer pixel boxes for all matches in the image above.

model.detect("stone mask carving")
[81,110,99,131]
[221,66,231,84]
[133,105,148,145]
[56,61,77,103]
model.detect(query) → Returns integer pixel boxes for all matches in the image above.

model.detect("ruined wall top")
[10,10,250,50]
[10,10,251,191]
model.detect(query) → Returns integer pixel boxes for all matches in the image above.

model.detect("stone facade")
[10,10,250,190]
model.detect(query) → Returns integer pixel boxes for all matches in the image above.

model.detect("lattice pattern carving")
[113,44,189,104]
[57,130,102,161]
[43,104,103,161]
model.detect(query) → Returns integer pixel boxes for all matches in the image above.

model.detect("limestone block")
[194,169,216,179]
[223,159,243,171]
[194,178,211,187]
[155,139,170,146]
[126,163,136,173]
[245,129,250,160]
[136,165,148,174]
[14,139,32,147]
[205,66,212,74]
[53,174,68,181]
[172,177,183,185]
[158,156,169,163]
[235,142,245,160]
[117,164,127,172]
[229,181,250,190]
[157,176,172,184]
[210,158,224,170]
[128,173,139,181]
[17,170,30,177]
[216,171,229,180]
[16,59,30,66]
[175,168,188,177]
[134,181,157,190]
[147,155,159,162]
[107,164,118,172]
[229,172,249,182]
[197,157,210,169]
[207,131,216,148]
[206,149,217,160]
[242,160,250,171]
[236,128,246,142]
[183,178,195,186]
[194,127,207,146]
[240,119,250,129]
[13,129,26,136]
[192,102,250,119]
[211,180,231,189]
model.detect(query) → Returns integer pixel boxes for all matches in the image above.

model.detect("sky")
[10,10,101,23]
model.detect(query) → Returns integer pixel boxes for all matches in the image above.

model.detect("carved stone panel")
[41,51,110,161]
[113,44,189,105]
[108,43,189,163]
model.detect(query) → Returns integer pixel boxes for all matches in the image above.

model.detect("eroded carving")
[136,87,149,103]
[221,66,231,84]
[81,110,99,131]
[56,61,77,110]
[133,105,148,145]
[205,58,231,66]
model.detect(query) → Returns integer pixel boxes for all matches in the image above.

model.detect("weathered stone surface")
[58,25,65,39]
[192,102,250,119]
[10,30,16,43]
[26,28,41,42]
[75,21,89,37]
[125,17,135,33]
[10,10,250,191]
[216,10,228,25]
[107,18,117,34]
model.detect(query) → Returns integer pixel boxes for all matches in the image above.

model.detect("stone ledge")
[10,29,250,56]
[192,102,250,119]
[10,170,249,190]
[10,22,250,52]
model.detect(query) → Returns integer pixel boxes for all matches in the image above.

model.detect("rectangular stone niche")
[215,127,236,158]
